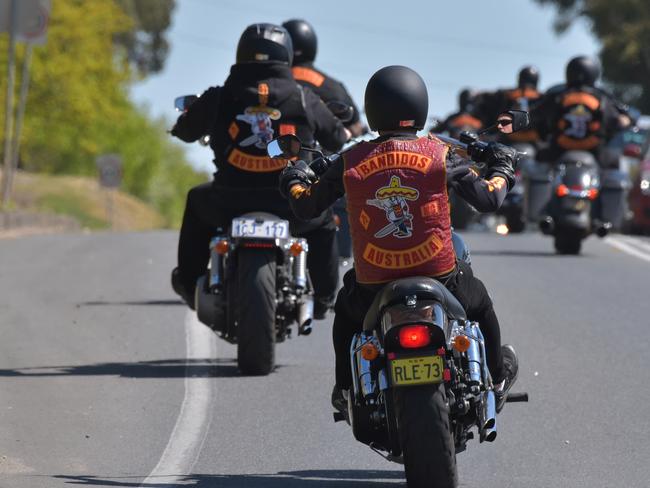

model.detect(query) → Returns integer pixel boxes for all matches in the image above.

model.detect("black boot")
[331,385,347,413]
[313,296,333,320]
[171,268,195,310]
[495,344,519,413]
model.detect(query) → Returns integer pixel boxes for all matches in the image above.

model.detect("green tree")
[534,0,650,111]
[0,0,204,226]
[115,0,176,75]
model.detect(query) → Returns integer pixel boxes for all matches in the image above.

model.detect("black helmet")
[282,19,317,64]
[365,65,428,132]
[566,55,600,87]
[518,65,539,89]
[236,23,293,65]
[458,88,476,112]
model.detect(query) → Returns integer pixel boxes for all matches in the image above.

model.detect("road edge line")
[139,310,216,486]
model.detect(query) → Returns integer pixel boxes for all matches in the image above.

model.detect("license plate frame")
[562,197,587,211]
[230,218,290,239]
[390,354,444,387]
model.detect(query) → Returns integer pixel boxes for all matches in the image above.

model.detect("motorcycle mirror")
[496,110,530,134]
[174,95,199,112]
[326,101,354,124]
[267,134,303,159]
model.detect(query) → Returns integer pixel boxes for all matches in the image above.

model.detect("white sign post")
[0,0,51,206]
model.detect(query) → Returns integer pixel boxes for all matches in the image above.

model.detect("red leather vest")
[343,136,456,284]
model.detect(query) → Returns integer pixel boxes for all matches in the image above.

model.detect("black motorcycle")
[173,95,315,376]
[540,151,608,254]
[267,110,530,488]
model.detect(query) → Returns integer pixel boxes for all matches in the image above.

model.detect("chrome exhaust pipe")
[466,325,482,384]
[297,295,314,335]
[481,390,497,442]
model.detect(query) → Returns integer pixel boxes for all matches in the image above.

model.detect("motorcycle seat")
[363,276,466,331]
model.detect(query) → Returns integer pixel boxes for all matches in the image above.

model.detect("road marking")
[605,236,650,264]
[139,311,216,486]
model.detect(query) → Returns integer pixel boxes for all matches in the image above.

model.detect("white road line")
[617,235,650,254]
[139,311,216,486]
[605,236,650,264]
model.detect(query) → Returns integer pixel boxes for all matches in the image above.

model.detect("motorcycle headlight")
[641,179,650,195]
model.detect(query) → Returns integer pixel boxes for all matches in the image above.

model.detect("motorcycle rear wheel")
[554,228,582,255]
[394,384,457,488]
[236,249,276,375]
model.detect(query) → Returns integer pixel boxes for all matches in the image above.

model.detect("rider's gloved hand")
[279,160,316,199]
[483,142,517,190]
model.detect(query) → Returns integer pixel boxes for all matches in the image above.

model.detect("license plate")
[563,198,587,211]
[231,218,289,239]
[390,355,444,386]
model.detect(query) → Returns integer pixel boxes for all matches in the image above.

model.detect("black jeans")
[177,182,339,301]
[332,261,505,389]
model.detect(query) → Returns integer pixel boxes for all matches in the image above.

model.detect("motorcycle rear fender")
[556,211,590,231]
[380,301,449,351]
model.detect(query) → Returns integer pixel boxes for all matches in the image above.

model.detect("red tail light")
[556,184,570,197]
[398,325,431,349]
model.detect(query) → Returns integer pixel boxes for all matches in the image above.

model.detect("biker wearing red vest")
[280,66,520,413]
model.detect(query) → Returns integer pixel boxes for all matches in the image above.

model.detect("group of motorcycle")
[437,131,630,256]
[175,89,529,487]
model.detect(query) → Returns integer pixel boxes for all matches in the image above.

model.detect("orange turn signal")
[587,188,599,200]
[361,342,380,360]
[452,335,471,353]
[333,214,341,227]
[215,239,230,255]
[556,184,570,197]
[289,241,304,257]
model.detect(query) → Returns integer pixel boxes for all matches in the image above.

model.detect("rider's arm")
[448,162,509,212]
[170,87,220,143]
[304,89,350,152]
[285,156,345,220]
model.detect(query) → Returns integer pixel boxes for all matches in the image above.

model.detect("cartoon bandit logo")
[367,175,420,239]
[236,106,282,149]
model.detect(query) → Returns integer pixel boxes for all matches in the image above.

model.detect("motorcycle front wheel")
[394,383,457,488]
[235,248,276,375]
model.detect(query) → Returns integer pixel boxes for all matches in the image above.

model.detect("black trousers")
[177,182,339,301]
[332,261,505,389]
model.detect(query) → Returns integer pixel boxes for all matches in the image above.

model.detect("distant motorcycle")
[539,151,606,254]
[497,142,536,233]
[267,110,530,488]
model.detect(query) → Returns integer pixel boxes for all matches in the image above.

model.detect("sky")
[131,0,599,172]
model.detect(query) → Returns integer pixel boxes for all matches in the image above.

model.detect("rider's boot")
[495,344,519,413]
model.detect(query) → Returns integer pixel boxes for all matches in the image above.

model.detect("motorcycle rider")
[279,65,519,412]
[480,66,542,145]
[170,23,349,318]
[431,88,483,138]
[282,19,366,137]
[531,55,631,164]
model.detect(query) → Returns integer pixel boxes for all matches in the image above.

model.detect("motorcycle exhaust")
[539,216,554,235]
[297,295,314,335]
[481,389,497,431]
[594,220,612,238]
[466,324,482,384]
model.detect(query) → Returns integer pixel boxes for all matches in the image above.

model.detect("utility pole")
[1,0,18,206]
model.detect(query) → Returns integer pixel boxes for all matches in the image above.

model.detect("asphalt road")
[1,229,649,488]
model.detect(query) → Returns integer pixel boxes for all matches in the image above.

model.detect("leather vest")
[554,89,603,151]
[343,137,456,284]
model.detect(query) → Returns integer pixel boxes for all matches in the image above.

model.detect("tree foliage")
[0,0,204,226]
[115,0,176,75]
[534,0,650,111]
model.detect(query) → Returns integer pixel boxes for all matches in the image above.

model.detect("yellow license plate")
[390,355,444,386]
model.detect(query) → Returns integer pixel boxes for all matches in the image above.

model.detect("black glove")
[279,160,316,199]
[483,142,517,190]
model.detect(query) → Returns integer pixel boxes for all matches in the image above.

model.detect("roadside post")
[96,154,123,230]
[0,0,51,206]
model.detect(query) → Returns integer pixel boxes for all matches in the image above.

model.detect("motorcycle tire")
[506,214,526,234]
[554,229,582,255]
[394,384,457,488]
[236,248,277,375]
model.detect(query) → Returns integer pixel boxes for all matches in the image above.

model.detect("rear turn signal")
[215,240,230,255]
[289,241,304,256]
[398,325,431,349]
[556,184,570,197]
[452,334,471,353]
[361,342,380,360]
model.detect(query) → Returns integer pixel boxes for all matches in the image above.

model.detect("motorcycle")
[539,151,608,254]
[267,110,530,488]
[496,142,537,233]
[173,95,315,376]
